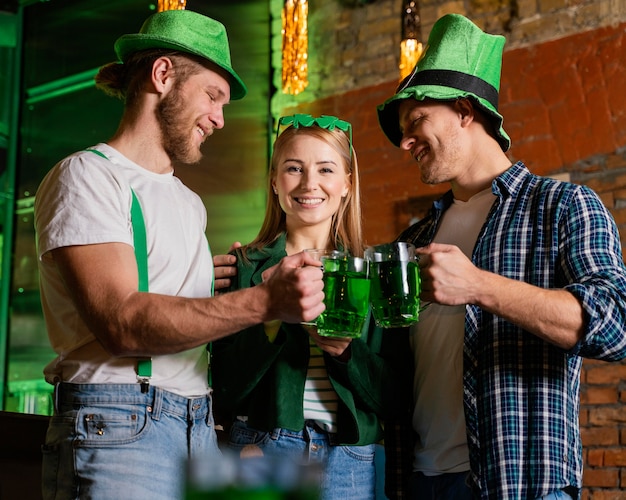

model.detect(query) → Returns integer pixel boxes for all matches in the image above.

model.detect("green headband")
[276,114,353,151]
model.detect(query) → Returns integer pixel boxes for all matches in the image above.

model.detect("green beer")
[369,259,420,328]
[317,256,370,338]
[365,242,421,328]
[185,453,320,499]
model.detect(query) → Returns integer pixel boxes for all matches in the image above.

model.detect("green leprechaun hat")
[115,9,247,100]
[377,13,510,152]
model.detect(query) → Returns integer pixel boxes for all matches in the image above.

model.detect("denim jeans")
[410,471,577,500]
[536,489,577,500]
[409,470,473,500]
[228,419,376,500]
[42,382,220,500]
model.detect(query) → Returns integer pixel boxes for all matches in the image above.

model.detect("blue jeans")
[228,419,377,500]
[536,490,577,500]
[409,472,577,500]
[409,470,472,500]
[42,383,220,500]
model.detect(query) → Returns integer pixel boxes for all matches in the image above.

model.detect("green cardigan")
[211,233,410,446]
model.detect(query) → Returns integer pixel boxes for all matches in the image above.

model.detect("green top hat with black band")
[115,10,247,100]
[377,13,510,152]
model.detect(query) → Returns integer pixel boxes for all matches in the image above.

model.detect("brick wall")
[581,360,626,497]
[272,0,626,497]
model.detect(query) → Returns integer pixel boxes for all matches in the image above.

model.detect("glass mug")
[301,249,346,327]
[315,253,370,339]
[302,248,344,263]
[185,450,321,499]
[365,241,421,328]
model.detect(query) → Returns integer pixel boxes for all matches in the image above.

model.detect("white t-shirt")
[411,187,495,474]
[34,143,214,397]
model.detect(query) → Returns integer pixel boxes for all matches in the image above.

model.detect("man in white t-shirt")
[34,10,324,500]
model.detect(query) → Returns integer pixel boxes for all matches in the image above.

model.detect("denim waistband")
[269,420,339,446]
[54,382,213,421]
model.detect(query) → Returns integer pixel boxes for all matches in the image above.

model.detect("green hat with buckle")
[377,13,510,151]
[114,9,247,100]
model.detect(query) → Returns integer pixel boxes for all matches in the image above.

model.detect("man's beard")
[156,83,203,166]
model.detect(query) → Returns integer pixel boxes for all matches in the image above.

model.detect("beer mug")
[316,254,370,338]
[365,242,421,328]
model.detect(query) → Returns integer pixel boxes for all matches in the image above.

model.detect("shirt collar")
[492,161,529,199]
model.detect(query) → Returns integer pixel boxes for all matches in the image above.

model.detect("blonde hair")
[244,124,363,257]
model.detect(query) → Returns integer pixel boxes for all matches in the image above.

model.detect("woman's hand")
[212,242,241,292]
[303,324,352,361]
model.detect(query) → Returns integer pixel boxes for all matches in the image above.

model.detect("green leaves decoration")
[276,114,353,149]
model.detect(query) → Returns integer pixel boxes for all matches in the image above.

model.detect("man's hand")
[261,251,325,324]
[416,243,481,306]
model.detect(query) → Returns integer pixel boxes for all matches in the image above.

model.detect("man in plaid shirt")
[377,13,626,500]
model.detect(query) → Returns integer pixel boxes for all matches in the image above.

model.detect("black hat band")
[397,69,499,111]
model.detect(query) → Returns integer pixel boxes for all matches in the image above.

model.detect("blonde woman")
[212,114,406,499]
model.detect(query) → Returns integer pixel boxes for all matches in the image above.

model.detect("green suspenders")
[130,189,152,393]
[85,149,152,392]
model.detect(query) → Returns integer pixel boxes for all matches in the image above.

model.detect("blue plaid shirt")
[392,162,626,499]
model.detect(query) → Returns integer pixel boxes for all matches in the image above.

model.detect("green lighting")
[26,67,100,105]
